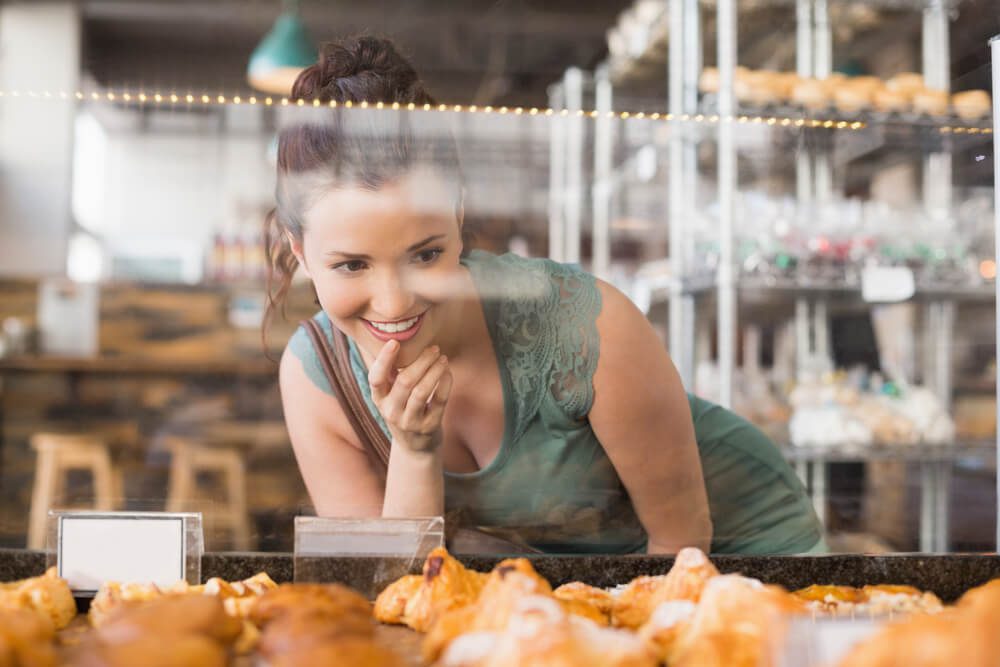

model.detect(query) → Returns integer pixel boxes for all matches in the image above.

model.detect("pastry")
[437,595,657,667]
[374,574,423,624]
[833,84,874,113]
[256,608,375,658]
[791,78,830,111]
[886,72,924,97]
[952,90,991,121]
[0,608,58,667]
[873,88,909,113]
[612,547,719,629]
[793,583,942,617]
[267,638,406,667]
[373,547,487,632]
[0,567,76,630]
[249,582,372,627]
[374,548,486,631]
[423,557,610,663]
[94,594,242,647]
[552,581,614,616]
[89,572,277,626]
[912,88,950,116]
[66,635,228,667]
[667,574,805,667]
[699,67,719,94]
[836,579,1000,666]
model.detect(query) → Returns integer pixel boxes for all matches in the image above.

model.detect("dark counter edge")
[4,549,1000,603]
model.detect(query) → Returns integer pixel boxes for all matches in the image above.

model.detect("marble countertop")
[4,549,999,602]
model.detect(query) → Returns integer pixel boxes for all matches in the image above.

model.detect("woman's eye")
[333,260,367,273]
[415,248,443,264]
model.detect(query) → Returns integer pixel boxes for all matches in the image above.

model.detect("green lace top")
[288,250,823,554]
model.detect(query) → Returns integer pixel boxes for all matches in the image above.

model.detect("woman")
[265,36,823,555]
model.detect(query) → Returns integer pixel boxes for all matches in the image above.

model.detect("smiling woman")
[262,35,823,556]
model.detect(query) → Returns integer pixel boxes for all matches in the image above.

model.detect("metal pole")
[923,0,952,219]
[563,68,585,265]
[547,84,566,262]
[592,65,613,280]
[813,0,833,206]
[716,0,736,409]
[680,0,701,386]
[669,0,690,385]
[990,35,1000,552]
[796,0,812,80]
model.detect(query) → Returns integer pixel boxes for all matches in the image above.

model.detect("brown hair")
[262,36,468,351]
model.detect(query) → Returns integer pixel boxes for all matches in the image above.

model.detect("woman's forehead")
[302,167,457,224]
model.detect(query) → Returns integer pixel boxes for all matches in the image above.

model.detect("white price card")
[57,512,191,594]
[861,266,915,303]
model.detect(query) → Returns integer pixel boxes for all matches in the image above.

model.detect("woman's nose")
[370,271,415,319]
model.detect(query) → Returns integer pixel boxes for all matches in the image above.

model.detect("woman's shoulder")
[285,311,336,395]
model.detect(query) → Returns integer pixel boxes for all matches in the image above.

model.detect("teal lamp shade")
[247,11,316,95]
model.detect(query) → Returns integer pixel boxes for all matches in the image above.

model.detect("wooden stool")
[27,433,123,549]
[164,437,251,550]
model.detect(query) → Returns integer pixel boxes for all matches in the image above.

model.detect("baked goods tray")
[6,550,1000,604]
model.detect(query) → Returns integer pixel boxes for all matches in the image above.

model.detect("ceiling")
[80,0,633,107]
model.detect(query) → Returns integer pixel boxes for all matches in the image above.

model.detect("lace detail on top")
[469,252,602,441]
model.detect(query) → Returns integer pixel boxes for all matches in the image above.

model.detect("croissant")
[668,574,805,667]
[612,547,719,629]
[373,547,487,632]
[437,594,657,667]
[423,558,608,663]
[0,567,76,630]
[0,608,58,667]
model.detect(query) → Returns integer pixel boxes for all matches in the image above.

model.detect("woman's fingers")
[420,366,453,431]
[368,340,400,401]
[401,355,450,427]
[378,345,440,421]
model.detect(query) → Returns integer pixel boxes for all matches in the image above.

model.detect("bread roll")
[886,72,924,97]
[873,88,909,113]
[952,90,991,121]
[699,67,719,94]
[791,78,830,111]
[913,88,950,116]
[833,84,873,113]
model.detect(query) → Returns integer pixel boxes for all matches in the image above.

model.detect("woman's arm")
[588,280,713,554]
[279,345,386,517]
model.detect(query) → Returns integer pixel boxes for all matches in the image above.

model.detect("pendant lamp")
[247,0,316,95]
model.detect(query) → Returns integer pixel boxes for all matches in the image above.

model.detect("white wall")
[0,2,80,277]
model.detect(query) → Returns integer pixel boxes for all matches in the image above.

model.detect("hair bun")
[291,36,435,105]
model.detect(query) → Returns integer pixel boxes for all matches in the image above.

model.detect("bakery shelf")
[781,440,995,463]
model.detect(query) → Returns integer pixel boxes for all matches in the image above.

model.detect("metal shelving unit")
[547,0,996,552]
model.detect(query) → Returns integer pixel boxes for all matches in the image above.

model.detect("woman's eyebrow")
[324,234,447,259]
[406,234,446,251]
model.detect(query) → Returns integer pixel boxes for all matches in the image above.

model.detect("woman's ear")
[287,232,311,279]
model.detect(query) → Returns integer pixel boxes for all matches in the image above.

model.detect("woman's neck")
[434,264,485,362]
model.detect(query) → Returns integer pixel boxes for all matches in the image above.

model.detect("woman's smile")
[362,312,426,342]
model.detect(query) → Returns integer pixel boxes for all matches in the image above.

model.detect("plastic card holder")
[45,511,203,596]
[776,616,886,667]
[293,516,444,599]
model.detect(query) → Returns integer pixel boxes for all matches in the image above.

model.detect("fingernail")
[439,355,448,363]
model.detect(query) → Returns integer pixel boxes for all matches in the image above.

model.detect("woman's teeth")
[369,316,419,333]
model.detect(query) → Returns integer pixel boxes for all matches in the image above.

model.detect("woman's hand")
[369,340,453,453]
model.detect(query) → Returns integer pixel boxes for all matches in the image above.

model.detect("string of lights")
[0,89,993,134]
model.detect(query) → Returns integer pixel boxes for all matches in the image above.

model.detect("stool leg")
[28,449,58,549]
[225,456,251,551]
[166,447,192,513]
[93,449,115,511]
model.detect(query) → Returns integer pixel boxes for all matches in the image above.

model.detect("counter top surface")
[4,549,1000,602]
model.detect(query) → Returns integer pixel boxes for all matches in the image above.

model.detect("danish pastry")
[612,546,719,629]
[437,594,657,667]
[373,547,487,632]
[0,567,75,630]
